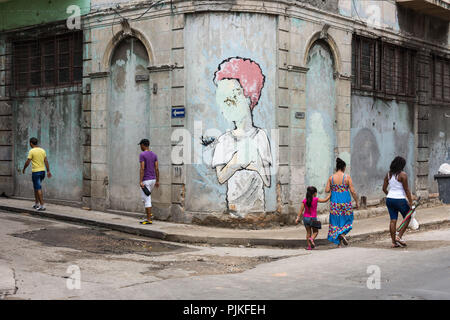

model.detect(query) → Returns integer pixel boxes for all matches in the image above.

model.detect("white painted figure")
[211,57,272,216]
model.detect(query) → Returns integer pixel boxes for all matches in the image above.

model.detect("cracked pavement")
[0,209,449,299]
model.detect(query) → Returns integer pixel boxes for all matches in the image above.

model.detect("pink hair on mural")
[214,57,265,110]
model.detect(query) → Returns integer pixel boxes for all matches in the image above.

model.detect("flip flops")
[338,235,349,246]
[395,236,407,247]
[140,220,152,225]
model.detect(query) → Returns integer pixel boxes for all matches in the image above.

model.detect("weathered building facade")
[1,0,449,226]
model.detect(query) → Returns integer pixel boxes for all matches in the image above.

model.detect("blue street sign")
[171,107,185,118]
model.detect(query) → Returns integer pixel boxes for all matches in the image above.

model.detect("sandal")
[391,242,400,248]
[395,236,407,247]
[339,235,349,246]
[140,220,152,225]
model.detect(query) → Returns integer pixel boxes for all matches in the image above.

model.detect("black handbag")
[310,219,322,229]
[142,185,151,196]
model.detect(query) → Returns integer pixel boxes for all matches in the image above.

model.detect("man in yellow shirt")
[22,137,52,211]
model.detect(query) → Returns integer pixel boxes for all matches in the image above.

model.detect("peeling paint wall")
[184,13,277,215]
[305,41,336,195]
[300,0,339,13]
[108,37,150,212]
[397,6,449,46]
[338,0,449,46]
[13,91,84,201]
[428,106,450,193]
[351,96,415,200]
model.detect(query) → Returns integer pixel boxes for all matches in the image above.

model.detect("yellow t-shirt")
[27,147,47,172]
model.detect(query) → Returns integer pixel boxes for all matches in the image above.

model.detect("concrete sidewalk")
[0,198,449,247]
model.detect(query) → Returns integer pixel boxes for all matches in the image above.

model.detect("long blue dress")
[327,174,354,244]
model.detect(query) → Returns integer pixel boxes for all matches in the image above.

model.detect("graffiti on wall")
[204,57,272,216]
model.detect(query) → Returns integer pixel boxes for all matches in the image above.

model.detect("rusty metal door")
[108,37,150,212]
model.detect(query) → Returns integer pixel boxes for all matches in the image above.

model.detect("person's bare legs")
[311,227,319,240]
[390,219,397,246]
[34,190,39,205]
[36,189,44,206]
[305,226,312,248]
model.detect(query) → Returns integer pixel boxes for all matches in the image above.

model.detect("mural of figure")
[211,57,272,216]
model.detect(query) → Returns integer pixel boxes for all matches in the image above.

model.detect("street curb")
[0,205,167,240]
[0,204,448,248]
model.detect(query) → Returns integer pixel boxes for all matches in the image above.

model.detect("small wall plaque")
[135,74,149,82]
[295,112,305,119]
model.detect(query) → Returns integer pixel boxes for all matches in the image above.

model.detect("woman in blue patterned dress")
[325,158,359,247]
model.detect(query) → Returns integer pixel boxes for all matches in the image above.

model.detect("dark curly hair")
[336,157,346,171]
[389,156,406,178]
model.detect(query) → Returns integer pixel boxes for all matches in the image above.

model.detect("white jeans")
[141,179,156,208]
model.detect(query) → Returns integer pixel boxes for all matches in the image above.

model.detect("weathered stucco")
[305,41,336,195]
[13,91,83,201]
[339,0,449,47]
[184,13,278,216]
[2,0,448,225]
[351,96,415,200]
[428,106,450,193]
[108,37,150,212]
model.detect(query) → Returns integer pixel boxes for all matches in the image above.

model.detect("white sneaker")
[32,204,39,209]
[36,206,46,211]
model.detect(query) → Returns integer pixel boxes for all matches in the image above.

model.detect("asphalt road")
[0,210,449,300]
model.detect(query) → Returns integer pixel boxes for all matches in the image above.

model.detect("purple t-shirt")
[139,151,158,181]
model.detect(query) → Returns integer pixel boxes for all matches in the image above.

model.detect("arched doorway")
[108,36,150,212]
[305,40,336,194]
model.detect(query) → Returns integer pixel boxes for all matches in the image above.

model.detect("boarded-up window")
[351,34,416,99]
[434,57,443,101]
[397,49,407,95]
[444,61,450,102]
[360,38,374,89]
[433,56,450,102]
[407,51,416,97]
[13,31,83,90]
[351,37,359,88]
[384,45,396,95]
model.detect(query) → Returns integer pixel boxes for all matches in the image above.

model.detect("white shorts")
[141,179,156,208]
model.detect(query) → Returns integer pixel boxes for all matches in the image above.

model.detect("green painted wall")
[0,0,90,31]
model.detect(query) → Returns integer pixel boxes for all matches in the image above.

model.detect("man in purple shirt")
[138,139,159,224]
